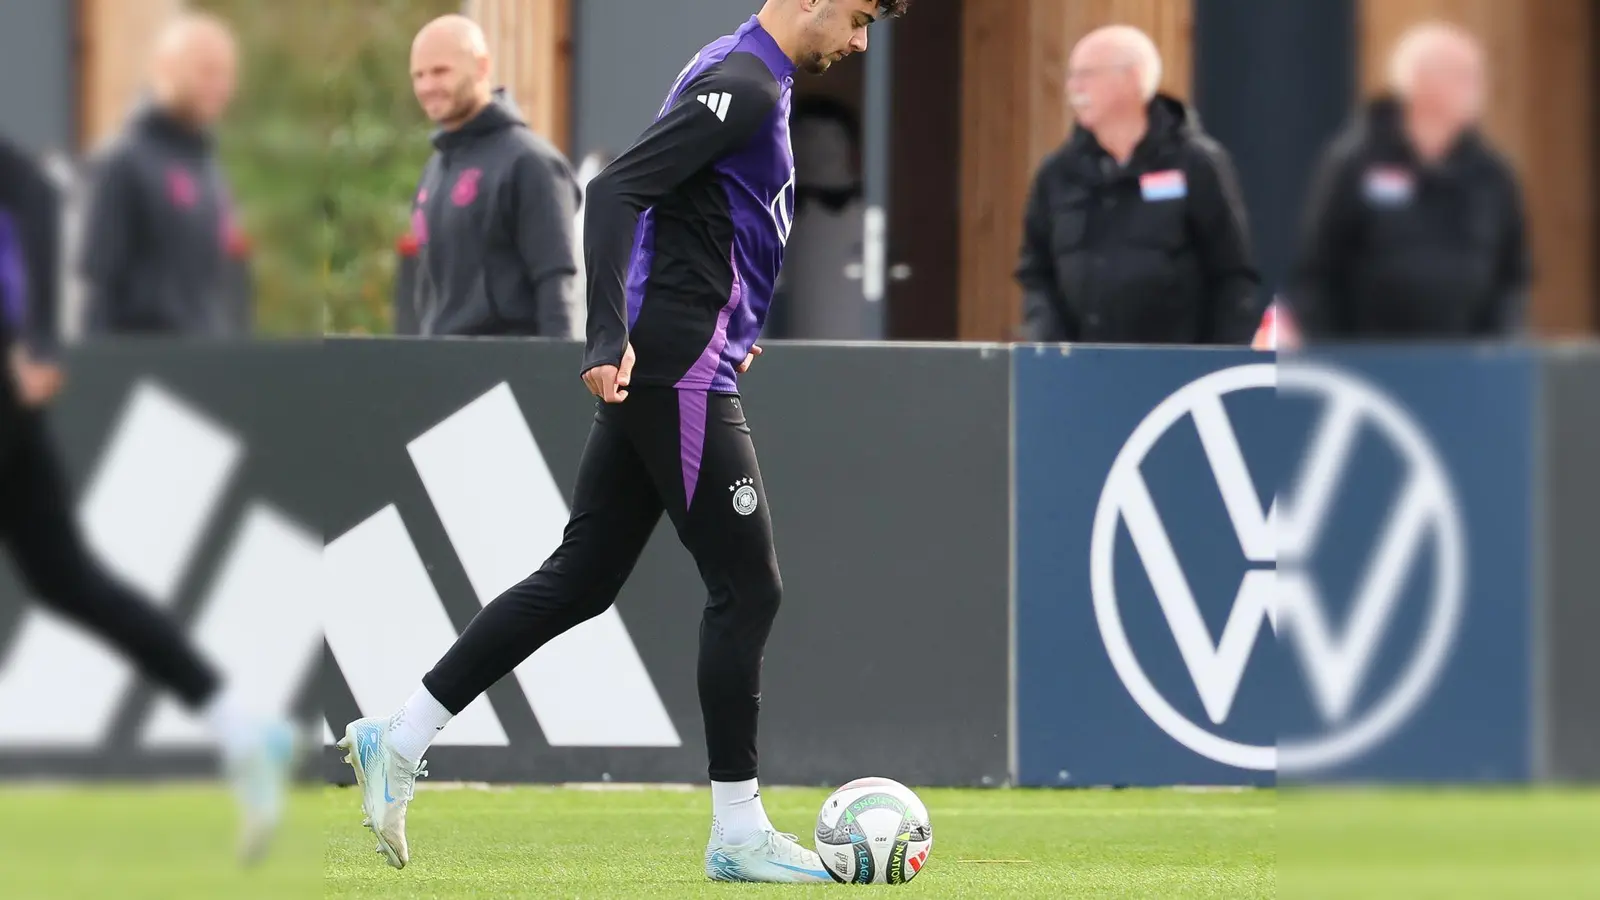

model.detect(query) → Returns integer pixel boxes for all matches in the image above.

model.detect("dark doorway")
[777,0,962,341]
[886,0,962,340]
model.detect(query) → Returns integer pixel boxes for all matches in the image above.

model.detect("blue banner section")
[1013,346,1535,786]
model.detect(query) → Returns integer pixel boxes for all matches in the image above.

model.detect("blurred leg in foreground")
[2,105,294,863]
[0,373,299,864]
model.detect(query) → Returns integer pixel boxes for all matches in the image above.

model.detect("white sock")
[387,685,453,764]
[711,778,772,845]
[200,686,258,763]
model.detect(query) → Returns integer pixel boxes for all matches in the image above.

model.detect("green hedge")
[196,0,459,335]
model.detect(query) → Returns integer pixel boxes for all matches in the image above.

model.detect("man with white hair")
[79,12,253,336]
[1016,25,1259,344]
[1290,22,1530,339]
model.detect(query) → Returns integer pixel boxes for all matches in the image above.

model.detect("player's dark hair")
[877,0,913,17]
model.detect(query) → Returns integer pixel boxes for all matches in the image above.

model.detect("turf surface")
[1278,787,1600,899]
[322,783,1274,898]
[0,783,321,900]
[8,783,1597,898]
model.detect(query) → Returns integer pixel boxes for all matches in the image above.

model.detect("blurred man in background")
[79,12,252,337]
[1290,22,1530,341]
[1016,25,1259,345]
[403,14,579,338]
[1,135,294,864]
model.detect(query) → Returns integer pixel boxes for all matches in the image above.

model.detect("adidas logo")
[0,380,322,749]
[323,382,680,748]
[697,91,733,122]
[0,380,680,753]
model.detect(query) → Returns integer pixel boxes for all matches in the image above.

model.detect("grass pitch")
[6,782,1597,898]
[321,783,1274,899]
[1278,787,1600,898]
[0,783,321,900]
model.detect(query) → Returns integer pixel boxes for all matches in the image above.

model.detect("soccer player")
[0,138,296,862]
[339,0,912,881]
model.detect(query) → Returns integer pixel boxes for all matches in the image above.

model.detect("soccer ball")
[813,777,933,884]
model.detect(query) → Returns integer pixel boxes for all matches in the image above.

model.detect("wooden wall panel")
[958,0,1192,341]
[958,0,1033,343]
[1360,0,1596,335]
[78,0,184,150]
[466,0,571,153]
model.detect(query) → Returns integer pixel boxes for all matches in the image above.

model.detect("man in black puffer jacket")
[1289,23,1530,341]
[1017,25,1260,345]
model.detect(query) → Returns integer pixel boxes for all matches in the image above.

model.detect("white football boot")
[226,718,300,864]
[337,716,428,869]
[704,828,833,883]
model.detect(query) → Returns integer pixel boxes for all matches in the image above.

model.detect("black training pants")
[424,387,782,782]
[0,404,219,708]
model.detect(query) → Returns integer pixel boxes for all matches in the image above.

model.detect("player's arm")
[0,140,62,362]
[0,212,18,357]
[581,62,780,376]
[0,141,67,408]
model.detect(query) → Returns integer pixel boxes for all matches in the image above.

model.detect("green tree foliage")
[195,0,458,335]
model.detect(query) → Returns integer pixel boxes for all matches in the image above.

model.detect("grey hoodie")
[407,90,579,337]
[78,103,252,336]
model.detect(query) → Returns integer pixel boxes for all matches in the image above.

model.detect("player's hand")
[583,342,636,403]
[8,346,64,408]
[737,344,762,374]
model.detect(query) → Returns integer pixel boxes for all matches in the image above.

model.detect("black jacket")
[79,103,252,336]
[407,90,578,337]
[1016,95,1260,344]
[1289,97,1531,340]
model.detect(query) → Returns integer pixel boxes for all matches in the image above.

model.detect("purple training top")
[582,16,797,394]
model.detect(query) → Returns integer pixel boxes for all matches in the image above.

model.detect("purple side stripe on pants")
[675,249,746,507]
[677,389,709,509]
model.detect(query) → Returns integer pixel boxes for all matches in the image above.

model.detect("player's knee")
[550,560,630,624]
[512,547,628,614]
[568,584,619,626]
[13,551,96,617]
[564,556,632,621]
[745,567,783,621]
